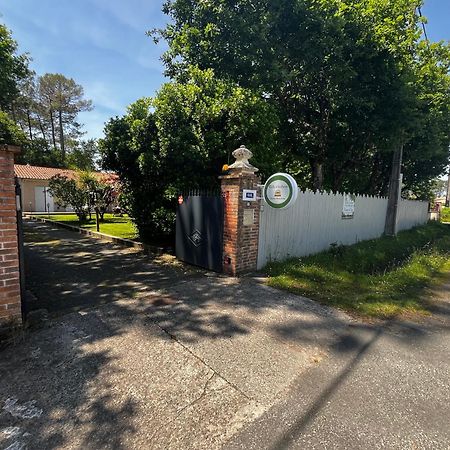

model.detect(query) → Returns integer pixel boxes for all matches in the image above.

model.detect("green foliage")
[154,0,450,196]
[153,67,280,180]
[440,207,450,223]
[266,222,450,318]
[15,138,65,168]
[0,23,30,110]
[36,73,93,156]
[0,22,94,169]
[431,179,448,199]
[100,97,160,240]
[78,171,115,221]
[401,42,450,198]
[66,140,99,171]
[48,174,89,221]
[48,171,115,222]
[0,110,27,145]
[100,69,280,241]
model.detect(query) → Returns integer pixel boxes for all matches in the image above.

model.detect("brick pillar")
[0,145,22,329]
[220,146,261,276]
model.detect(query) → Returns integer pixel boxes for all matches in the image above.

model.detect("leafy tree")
[48,174,89,221]
[153,0,450,195]
[12,72,95,168]
[401,42,450,198]
[434,178,448,200]
[16,138,66,168]
[0,23,30,111]
[0,110,27,145]
[100,98,167,241]
[153,67,280,183]
[48,171,115,221]
[78,171,115,221]
[0,22,97,170]
[37,73,92,157]
[66,139,100,171]
[100,69,279,241]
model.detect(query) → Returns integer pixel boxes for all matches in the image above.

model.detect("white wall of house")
[34,186,55,212]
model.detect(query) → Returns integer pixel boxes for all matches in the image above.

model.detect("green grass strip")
[266,222,450,318]
[35,213,138,240]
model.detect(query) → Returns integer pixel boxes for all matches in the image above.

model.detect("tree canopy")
[153,0,450,196]
[0,23,29,111]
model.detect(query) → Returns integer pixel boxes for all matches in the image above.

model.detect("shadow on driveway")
[0,220,447,449]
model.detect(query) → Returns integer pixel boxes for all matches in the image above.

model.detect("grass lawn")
[36,213,138,240]
[441,206,450,222]
[266,222,450,319]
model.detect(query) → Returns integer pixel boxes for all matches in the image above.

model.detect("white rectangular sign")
[342,194,355,218]
[243,189,257,201]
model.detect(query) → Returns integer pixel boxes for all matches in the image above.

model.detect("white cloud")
[92,0,164,33]
[83,81,123,113]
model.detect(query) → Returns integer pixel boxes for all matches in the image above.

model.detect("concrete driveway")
[0,220,449,449]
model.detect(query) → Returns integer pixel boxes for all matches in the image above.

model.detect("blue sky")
[0,0,449,140]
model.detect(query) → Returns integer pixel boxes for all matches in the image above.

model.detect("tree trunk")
[38,118,49,148]
[384,145,404,236]
[26,110,33,141]
[58,108,65,158]
[49,109,57,150]
[10,103,17,122]
[311,160,324,191]
[331,164,345,192]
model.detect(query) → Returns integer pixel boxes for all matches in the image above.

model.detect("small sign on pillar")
[243,209,255,226]
[242,189,257,201]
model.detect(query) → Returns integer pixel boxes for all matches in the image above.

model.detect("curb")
[24,215,173,255]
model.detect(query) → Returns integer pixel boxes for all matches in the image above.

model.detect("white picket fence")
[257,189,429,269]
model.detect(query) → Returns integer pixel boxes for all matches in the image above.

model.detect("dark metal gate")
[176,193,223,272]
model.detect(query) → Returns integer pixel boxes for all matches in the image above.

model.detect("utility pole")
[385,145,403,236]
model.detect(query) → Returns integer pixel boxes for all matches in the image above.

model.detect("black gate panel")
[176,195,223,272]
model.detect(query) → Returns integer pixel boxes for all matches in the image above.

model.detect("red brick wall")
[221,172,261,276]
[0,145,22,327]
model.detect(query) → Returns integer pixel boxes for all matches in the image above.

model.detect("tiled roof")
[14,165,75,180]
[14,164,118,183]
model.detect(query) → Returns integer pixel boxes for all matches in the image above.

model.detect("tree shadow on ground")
[1,220,448,449]
[0,310,136,449]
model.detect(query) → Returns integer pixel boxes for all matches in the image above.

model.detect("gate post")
[220,146,261,276]
[0,145,22,333]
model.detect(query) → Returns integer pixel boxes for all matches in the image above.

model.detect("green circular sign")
[264,173,298,209]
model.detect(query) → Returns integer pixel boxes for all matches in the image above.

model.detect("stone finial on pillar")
[228,145,259,174]
[220,145,261,276]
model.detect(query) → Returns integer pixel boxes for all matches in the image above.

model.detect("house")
[14,164,118,213]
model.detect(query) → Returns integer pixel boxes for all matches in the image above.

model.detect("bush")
[99,69,280,243]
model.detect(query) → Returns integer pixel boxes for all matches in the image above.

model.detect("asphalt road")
[226,316,450,449]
